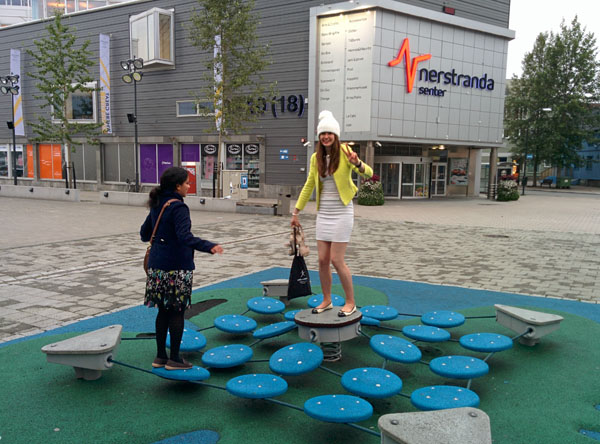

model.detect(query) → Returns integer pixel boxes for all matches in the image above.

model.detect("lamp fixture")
[374,141,382,148]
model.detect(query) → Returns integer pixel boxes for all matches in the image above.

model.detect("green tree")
[187,0,276,197]
[505,17,600,185]
[27,11,101,187]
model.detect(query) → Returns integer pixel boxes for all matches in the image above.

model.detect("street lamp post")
[1,75,20,186]
[120,58,144,192]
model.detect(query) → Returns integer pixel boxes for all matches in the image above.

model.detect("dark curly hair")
[147,166,189,208]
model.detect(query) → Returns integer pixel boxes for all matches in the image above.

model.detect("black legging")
[155,306,185,362]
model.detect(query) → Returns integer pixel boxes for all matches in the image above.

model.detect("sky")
[506,0,600,78]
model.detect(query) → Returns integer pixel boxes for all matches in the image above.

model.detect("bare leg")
[330,242,354,311]
[316,240,332,309]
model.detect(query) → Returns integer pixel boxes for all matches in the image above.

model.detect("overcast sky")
[506,0,600,78]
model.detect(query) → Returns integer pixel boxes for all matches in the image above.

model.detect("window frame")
[129,7,175,67]
[176,100,216,118]
[51,82,98,124]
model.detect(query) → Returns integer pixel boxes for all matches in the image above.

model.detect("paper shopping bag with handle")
[287,227,312,299]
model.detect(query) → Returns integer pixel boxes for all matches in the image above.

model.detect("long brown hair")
[316,135,342,177]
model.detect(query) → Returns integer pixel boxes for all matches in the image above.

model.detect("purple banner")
[140,144,157,184]
[181,144,200,162]
[157,144,173,179]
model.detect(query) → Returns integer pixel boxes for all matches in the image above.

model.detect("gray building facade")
[0,0,513,199]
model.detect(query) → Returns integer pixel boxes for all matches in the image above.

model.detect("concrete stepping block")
[214,314,257,334]
[166,328,207,352]
[495,304,563,346]
[429,356,489,379]
[378,407,492,444]
[252,321,297,339]
[201,344,253,368]
[370,334,422,363]
[304,394,373,423]
[152,365,210,382]
[269,342,323,376]
[247,296,285,314]
[308,293,345,308]
[41,324,122,380]
[402,325,451,343]
[459,333,513,353]
[226,373,288,399]
[411,386,480,411]
[421,311,465,328]
[360,305,399,321]
[341,367,403,398]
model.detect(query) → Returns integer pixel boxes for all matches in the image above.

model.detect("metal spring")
[321,342,342,362]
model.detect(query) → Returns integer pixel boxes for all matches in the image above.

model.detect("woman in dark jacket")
[140,167,223,370]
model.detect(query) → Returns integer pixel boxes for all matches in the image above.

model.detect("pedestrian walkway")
[0,190,599,343]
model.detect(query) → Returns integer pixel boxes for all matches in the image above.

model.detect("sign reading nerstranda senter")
[317,11,374,135]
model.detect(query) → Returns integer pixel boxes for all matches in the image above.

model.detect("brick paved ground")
[1,187,599,343]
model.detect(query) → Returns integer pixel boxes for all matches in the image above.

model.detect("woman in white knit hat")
[291,110,373,317]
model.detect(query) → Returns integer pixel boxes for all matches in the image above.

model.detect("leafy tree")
[505,17,600,185]
[27,11,101,187]
[187,0,276,196]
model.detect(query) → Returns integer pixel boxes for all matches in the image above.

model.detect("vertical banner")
[99,34,112,134]
[10,49,24,136]
[213,34,223,132]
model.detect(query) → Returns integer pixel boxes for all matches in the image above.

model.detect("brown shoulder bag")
[143,199,178,275]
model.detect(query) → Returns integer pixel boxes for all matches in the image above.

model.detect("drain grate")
[483,234,510,239]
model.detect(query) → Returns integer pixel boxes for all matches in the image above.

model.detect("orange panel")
[52,145,63,179]
[26,144,34,178]
[39,144,53,179]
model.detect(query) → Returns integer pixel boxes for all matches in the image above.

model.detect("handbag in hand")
[144,199,178,275]
[287,226,312,299]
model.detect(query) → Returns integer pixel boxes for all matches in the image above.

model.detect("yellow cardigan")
[295,144,374,211]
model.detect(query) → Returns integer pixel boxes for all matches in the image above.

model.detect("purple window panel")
[140,144,157,184]
[181,144,200,162]
[157,144,173,179]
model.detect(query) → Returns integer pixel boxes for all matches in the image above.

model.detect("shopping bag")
[287,226,312,299]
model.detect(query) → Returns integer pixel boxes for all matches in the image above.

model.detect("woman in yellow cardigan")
[291,110,373,316]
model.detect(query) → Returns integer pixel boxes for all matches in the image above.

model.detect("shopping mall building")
[0,0,513,199]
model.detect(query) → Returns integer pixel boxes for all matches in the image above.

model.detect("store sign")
[203,144,217,155]
[245,144,259,155]
[227,144,241,155]
[388,38,496,96]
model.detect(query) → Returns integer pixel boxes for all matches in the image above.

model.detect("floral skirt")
[144,269,193,311]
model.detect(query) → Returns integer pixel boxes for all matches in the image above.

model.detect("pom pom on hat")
[317,110,340,138]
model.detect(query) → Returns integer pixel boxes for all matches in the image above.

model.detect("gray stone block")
[378,407,492,444]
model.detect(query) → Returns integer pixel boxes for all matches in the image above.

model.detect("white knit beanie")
[317,110,340,138]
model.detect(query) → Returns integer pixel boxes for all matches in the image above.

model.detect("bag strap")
[149,199,179,246]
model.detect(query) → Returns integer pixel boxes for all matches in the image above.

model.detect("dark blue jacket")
[140,192,216,271]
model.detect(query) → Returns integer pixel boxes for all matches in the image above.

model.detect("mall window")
[51,82,97,123]
[39,143,63,180]
[71,143,98,182]
[0,144,32,178]
[176,101,215,117]
[226,143,260,189]
[130,7,174,67]
[103,143,135,183]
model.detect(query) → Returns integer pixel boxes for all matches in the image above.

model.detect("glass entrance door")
[401,162,429,198]
[380,163,399,197]
[431,163,447,196]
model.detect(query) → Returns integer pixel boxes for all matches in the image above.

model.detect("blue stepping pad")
[360,316,381,327]
[304,395,373,423]
[226,373,288,399]
[429,356,489,379]
[360,305,398,321]
[151,365,210,381]
[421,311,465,328]
[459,333,513,352]
[402,325,451,342]
[247,297,285,315]
[341,367,403,398]
[284,309,302,321]
[152,430,219,444]
[214,315,257,334]
[411,385,480,411]
[308,294,345,308]
[269,342,323,376]
[166,328,207,352]
[253,321,297,339]
[201,344,253,368]
[370,334,422,363]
